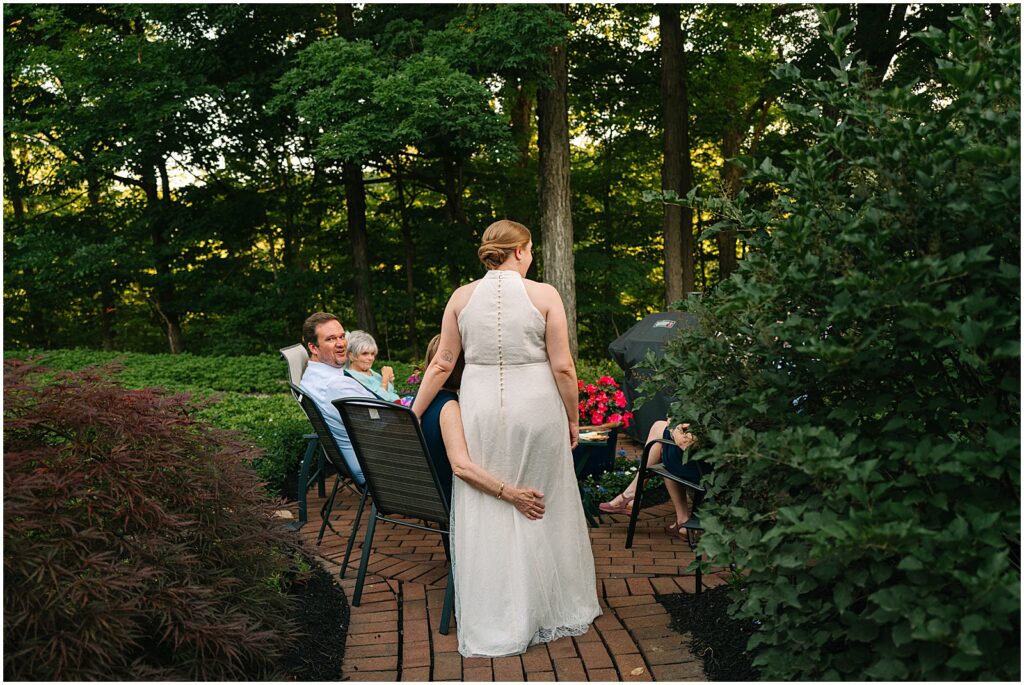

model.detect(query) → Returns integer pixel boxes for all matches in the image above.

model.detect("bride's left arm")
[541,285,580,448]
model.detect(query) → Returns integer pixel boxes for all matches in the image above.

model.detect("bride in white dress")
[412,219,601,658]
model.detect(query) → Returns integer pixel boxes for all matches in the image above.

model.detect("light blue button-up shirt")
[299,361,375,485]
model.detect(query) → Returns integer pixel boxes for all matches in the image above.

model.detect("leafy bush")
[196,393,310,494]
[3,349,419,496]
[3,360,301,680]
[577,357,622,385]
[583,455,663,503]
[3,347,418,398]
[646,7,1020,681]
[3,348,288,394]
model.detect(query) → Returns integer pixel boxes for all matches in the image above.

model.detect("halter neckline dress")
[450,269,601,658]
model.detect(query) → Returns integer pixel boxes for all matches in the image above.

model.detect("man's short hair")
[303,312,339,349]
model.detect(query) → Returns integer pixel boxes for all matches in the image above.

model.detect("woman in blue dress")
[417,334,462,502]
[345,330,400,402]
[598,419,709,539]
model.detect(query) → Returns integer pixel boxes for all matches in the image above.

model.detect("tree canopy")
[2,3,1012,362]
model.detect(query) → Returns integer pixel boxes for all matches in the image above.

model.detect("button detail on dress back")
[496,276,505,409]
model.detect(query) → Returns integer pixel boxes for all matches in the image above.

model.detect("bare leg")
[603,420,668,507]
[664,478,692,527]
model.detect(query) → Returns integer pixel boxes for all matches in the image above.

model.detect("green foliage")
[645,7,1020,680]
[576,358,622,385]
[583,456,663,503]
[195,393,309,495]
[5,348,289,394]
[3,348,420,496]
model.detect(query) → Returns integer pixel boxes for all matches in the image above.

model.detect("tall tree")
[335,3,378,338]
[659,5,696,305]
[537,3,578,357]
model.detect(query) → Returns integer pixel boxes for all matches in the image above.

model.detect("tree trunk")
[659,5,695,307]
[3,119,46,342]
[395,157,419,360]
[853,4,909,80]
[87,171,117,351]
[442,155,468,225]
[505,81,535,222]
[145,161,184,353]
[335,3,378,338]
[536,3,578,358]
[718,128,742,279]
[343,160,378,338]
[510,81,534,170]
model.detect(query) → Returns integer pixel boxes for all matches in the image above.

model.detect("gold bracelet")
[496,481,506,500]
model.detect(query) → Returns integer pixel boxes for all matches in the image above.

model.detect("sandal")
[598,496,635,515]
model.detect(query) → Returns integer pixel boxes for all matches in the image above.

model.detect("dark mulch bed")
[278,555,349,680]
[657,586,760,681]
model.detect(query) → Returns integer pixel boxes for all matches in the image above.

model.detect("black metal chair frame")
[291,384,370,579]
[334,397,455,635]
[280,346,326,530]
[625,437,709,594]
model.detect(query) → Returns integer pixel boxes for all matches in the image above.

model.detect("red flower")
[608,412,622,424]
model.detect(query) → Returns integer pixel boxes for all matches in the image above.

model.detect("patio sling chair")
[333,397,455,635]
[291,384,371,579]
[624,437,710,595]
[279,343,326,530]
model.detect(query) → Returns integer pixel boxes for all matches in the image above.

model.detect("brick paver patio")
[288,435,727,681]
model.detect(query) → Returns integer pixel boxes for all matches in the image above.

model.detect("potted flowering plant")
[577,375,633,430]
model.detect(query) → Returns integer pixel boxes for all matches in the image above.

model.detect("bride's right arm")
[439,402,545,520]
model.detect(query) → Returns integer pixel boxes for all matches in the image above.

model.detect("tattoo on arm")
[441,349,454,363]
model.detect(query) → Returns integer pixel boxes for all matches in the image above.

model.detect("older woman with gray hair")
[344,330,400,402]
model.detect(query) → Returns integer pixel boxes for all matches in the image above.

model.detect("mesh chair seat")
[334,397,455,635]
[291,384,370,578]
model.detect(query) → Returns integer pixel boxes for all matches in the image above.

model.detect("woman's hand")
[508,487,545,520]
[380,365,395,387]
[671,422,698,450]
[568,421,579,449]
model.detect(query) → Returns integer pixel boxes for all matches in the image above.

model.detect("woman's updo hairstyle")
[478,220,531,270]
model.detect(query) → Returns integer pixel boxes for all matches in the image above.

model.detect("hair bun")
[478,220,532,270]
[478,245,511,269]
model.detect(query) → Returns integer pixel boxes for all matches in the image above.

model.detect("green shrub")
[4,348,288,394]
[3,359,301,680]
[583,456,663,503]
[1,348,425,497]
[577,358,623,385]
[646,7,1019,681]
[196,393,310,496]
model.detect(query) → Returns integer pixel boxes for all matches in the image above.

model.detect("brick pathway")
[288,436,727,681]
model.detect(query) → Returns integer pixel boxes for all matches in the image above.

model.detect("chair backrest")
[291,383,358,481]
[280,344,309,401]
[333,397,450,525]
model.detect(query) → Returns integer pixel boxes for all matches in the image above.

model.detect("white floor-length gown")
[451,269,601,658]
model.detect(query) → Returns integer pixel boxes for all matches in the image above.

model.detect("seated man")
[299,312,375,485]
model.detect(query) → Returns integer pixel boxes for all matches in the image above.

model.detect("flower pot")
[573,426,619,482]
